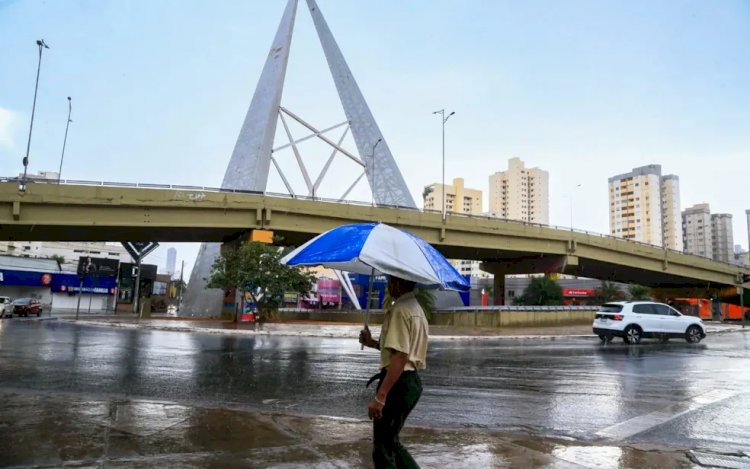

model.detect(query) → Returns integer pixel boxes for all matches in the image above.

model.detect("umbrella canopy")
[281,223,470,292]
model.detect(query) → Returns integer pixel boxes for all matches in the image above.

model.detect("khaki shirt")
[379,292,429,371]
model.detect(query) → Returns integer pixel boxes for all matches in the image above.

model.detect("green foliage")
[514,276,563,306]
[628,284,651,301]
[208,242,316,321]
[50,254,65,268]
[593,281,625,304]
[383,287,436,320]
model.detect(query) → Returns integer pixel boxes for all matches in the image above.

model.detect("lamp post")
[21,39,50,191]
[433,109,455,220]
[57,97,72,183]
[569,183,582,231]
[370,138,382,207]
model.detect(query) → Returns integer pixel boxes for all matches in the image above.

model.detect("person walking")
[359,275,428,469]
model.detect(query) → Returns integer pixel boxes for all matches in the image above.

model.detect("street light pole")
[21,39,50,190]
[57,97,72,183]
[433,109,455,220]
[370,138,383,207]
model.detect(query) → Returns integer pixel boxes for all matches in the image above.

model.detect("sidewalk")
[54,315,749,340]
[0,390,694,468]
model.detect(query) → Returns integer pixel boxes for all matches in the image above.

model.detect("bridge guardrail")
[2,176,745,269]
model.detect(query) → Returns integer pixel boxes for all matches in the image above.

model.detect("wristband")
[374,396,386,406]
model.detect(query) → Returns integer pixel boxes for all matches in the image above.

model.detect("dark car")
[13,298,42,317]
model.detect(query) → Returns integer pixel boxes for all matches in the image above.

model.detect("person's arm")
[368,350,407,419]
[359,326,380,349]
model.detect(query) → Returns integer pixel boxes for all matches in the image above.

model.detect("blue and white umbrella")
[281,223,469,292]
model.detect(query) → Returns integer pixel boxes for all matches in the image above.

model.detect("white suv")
[593,301,706,344]
[0,297,13,318]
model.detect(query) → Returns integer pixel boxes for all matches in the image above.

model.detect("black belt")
[365,368,417,387]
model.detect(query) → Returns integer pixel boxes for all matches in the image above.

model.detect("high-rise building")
[746,209,750,257]
[423,178,485,278]
[488,158,549,224]
[608,165,682,249]
[711,213,734,263]
[660,175,683,250]
[423,177,482,215]
[166,248,177,277]
[681,204,735,263]
[682,204,713,259]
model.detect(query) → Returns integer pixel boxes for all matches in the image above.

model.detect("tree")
[514,276,563,306]
[208,242,316,323]
[593,281,625,304]
[50,254,65,269]
[383,288,436,321]
[628,284,651,301]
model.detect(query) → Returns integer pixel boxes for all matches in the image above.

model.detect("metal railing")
[2,176,745,269]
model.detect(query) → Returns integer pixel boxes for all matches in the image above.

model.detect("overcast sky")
[1,0,749,278]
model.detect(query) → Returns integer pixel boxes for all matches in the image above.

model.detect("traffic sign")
[122,241,159,262]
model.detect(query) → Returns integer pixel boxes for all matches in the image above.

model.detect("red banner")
[563,288,594,297]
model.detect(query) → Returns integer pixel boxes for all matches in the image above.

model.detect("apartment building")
[682,204,713,259]
[608,165,682,250]
[488,158,549,224]
[422,178,486,278]
[423,177,482,215]
[711,213,734,263]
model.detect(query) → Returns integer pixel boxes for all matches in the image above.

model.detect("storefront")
[115,263,157,313]
[50,273,117,312]
[0,268,55,305]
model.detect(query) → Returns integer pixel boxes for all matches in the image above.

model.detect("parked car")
[12,298,43,317]
[0,296,13,318]
[593,301,706,344]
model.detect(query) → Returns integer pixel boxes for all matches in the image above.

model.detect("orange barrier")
[671,298,749,321]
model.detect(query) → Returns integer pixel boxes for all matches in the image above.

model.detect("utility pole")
[178,259,185,312]
[57,97,72,183]
[432,109,455,221]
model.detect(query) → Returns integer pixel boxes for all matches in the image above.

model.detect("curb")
[58,319,749,341]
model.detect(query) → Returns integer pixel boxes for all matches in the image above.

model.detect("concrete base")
[273,308,595,329]
[431,309,596,328]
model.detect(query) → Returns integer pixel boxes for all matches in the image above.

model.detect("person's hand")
[368,397,385,420]
[359,326,376,349]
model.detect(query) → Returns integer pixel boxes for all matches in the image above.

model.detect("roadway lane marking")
[595,389,739,441]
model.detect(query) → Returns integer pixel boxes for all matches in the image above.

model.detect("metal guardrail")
[435,306,600,312]
[2,176,745,269]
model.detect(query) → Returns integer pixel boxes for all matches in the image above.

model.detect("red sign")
[41,273,52,285]
[563,288,594,297]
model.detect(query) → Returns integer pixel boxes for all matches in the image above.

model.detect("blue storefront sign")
[0,269,54,287]
[51,273,116,295]
[0,269,115,295]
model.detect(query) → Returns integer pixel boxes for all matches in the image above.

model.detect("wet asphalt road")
[1,320,749,456]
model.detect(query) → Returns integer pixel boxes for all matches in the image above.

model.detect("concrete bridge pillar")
[493,274,505,306]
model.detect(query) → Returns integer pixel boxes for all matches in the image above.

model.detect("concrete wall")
[276,310,384,324]
[431,308,596,328]
[275,308,596,328]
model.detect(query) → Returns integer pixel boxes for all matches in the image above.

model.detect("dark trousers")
[373,370,423,469]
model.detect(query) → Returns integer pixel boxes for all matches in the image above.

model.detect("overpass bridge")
[1,181,748,302]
